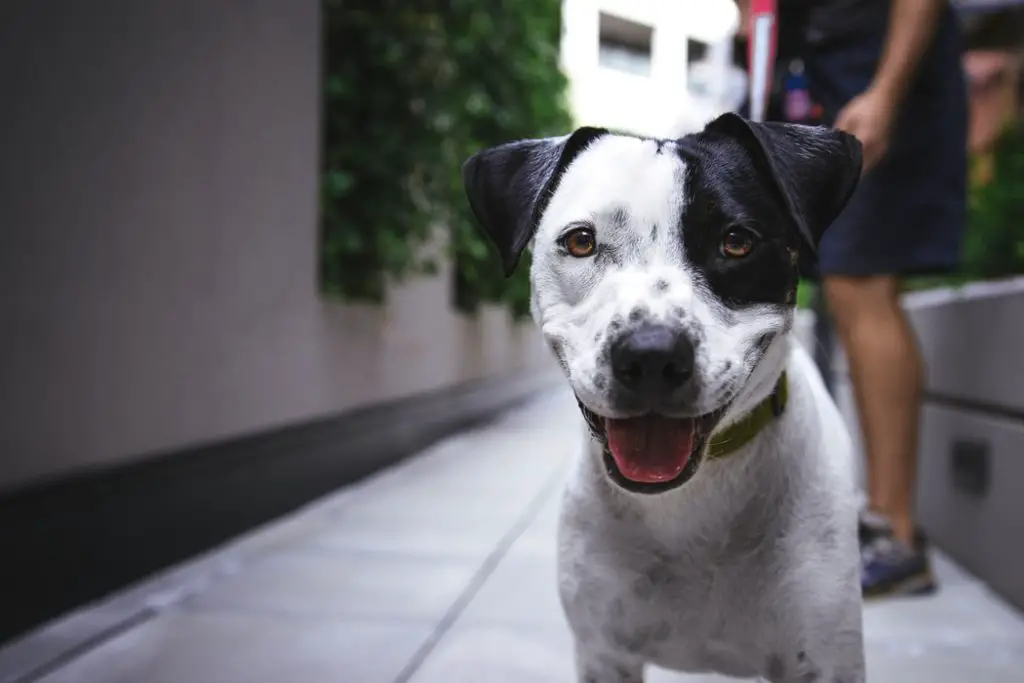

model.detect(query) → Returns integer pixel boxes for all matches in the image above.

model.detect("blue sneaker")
[859,510,938,599]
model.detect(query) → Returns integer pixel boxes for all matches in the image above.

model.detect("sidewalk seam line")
[390,462,567,683]
[10,609,157,683]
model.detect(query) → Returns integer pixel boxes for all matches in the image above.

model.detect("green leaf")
[320,1,572,313]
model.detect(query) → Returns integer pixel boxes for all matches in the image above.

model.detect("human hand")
[736,0,752,35]
[834,87,897,172]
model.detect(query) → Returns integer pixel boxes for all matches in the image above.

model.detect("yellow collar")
[706,373,788,460]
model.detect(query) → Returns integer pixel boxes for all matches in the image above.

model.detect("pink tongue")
[605,416,696,484]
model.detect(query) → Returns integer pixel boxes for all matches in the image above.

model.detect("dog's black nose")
[610,324,695,400]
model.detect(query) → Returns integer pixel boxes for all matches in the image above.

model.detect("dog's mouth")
[578,402,728,494]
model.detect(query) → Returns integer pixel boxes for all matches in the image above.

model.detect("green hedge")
[962,122,1024,281]
[320,1,572,317]
[894,121,1024,293]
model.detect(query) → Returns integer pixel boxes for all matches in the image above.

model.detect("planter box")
[906,278,1024,412]
[828,276,1024,612]
[917,403,1024,609]
[909,278,1024,612]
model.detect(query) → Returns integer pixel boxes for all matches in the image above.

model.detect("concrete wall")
[0,0,555,493]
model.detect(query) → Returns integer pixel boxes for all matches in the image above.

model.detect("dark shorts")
[803,9,969,279]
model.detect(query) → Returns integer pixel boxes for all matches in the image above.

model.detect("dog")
[462,112,865,683]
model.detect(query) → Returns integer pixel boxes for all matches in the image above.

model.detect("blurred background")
[1,1,1023,681]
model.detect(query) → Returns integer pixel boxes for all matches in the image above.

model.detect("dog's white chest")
[557,498,778,677]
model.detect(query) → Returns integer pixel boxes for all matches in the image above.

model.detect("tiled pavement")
[3,389,1024,683]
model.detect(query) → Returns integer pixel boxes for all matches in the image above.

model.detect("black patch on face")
[655,278,670,292]
[676,136,800,308]
[671,114,861,309]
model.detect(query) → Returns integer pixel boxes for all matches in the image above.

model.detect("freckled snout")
[610,323,695,404]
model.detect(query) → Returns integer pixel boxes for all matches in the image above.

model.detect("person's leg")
[824,274,922,549]
[824,272,937,598]
[805,3,965,599]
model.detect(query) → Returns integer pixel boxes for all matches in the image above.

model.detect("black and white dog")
[462,113,865,683]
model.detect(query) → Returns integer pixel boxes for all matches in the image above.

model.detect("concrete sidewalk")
[3,389,1024,683]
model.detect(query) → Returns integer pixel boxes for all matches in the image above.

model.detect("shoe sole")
[863,570,938,600]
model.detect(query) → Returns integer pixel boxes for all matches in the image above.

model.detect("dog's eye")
[720,227,759,258]
[562,227,597,258]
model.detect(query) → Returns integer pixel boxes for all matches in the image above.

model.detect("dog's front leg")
[763,644,866,683]
[574,644,644,683]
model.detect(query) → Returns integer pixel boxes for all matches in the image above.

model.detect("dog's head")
[463,113,862,493]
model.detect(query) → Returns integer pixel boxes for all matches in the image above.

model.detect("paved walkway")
[3,389,1024,683]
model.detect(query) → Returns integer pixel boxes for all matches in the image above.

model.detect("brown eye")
[721,227,759,258]
[562,226,597,258]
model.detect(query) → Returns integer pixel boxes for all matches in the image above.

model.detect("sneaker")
[857,507,883,548]
[859,510,938,599]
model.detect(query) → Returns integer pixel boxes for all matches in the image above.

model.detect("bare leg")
[824,274,922,547]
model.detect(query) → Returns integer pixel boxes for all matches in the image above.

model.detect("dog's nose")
[610,324,695,400]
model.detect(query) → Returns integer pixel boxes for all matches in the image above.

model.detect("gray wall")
[0,0,554,493]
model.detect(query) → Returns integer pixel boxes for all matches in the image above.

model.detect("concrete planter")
[829,276,1024,611]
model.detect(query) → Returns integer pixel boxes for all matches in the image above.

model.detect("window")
[598,12,654,76]
[687,38,709,66]
[732,35,747,70]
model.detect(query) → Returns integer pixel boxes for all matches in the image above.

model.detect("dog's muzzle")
[574,322,728,493]
[609,322,695,408]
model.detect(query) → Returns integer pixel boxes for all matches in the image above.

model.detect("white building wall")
[560,0,741,137]
[0,0,558,492]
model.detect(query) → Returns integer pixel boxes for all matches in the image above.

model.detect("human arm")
[735,0,752,34]
[871,0,946,107]
[836,0,946,170]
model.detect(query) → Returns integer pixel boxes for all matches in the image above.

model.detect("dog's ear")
[701,112,862,254]
[462,127,608,276]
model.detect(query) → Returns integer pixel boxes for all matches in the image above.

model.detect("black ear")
[701,112,863,254]
[461,126,608,276]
